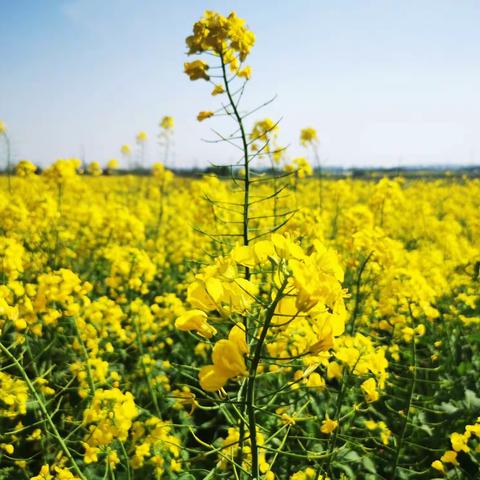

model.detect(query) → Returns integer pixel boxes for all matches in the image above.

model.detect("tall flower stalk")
[180,13,347,480]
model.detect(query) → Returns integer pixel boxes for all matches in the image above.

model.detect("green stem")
[349,251,373,335]
[391,324,417,478]
[220,53,252,472]
[321,369,350,478]
[72,317,96,395]
[245,278,288,479]
[220,55,250,252]
[132,315,161,417]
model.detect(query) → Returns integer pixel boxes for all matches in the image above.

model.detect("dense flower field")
[1,9,479,480]
[0,167,479,480]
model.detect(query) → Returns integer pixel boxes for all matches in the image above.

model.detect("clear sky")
[1,0,479,168]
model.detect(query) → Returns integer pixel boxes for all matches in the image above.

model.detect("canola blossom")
[0,158,478,479]
[0,9,479,480]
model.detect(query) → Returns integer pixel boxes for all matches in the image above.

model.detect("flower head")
[184,60,210,81]
[197,111,214,122]
[121,144,131,155]
[321,416,338,434]
[136,131,148,143]
[211,84,225,96]
[361,378,379,403]
[107,159,118,171]
[186,11,255,61]
[160,116,174,130]
[15,160,37,177]
[300,127,318,146]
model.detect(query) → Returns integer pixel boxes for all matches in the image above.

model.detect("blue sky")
[1,0,479,168]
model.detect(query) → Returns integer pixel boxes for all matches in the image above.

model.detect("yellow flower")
[228,323,249,355]
[361,378,379,403]
[365,419,378,430]
[107,450,120,468]
[212,339,247,378]
[197,111,214,122]
[199,365,229,392]
[238,66,252,79]
[321,416,338,434]
[87,161,103,176]
[0,443,14,454]
[184,60,210,81]
[440,450,458,465]
[300,127,318,146]
[187,277,222,311]
[199,329,248,391]
[466,422,480,436]
[26,428,42,441]
[54,466,81,479]
[293,157,313,178]
[15,160,37,176]
[175,309,217,338]
[186,11,255,62]
[308,327,334,354]
[0,371,28,417]
[107,158,119,170]
[450,431,470,452]
[0,120,6,135]
[82,442,100,464]
[431,460,445,473]
[82,388,138,460]
[305,372,326,390]
[120,144,131,155]
[231,240,275,267]
[160,115,174,130]
[30,465,53,480]
[211,84,225,96]
[250,118,277,142]
[136,131,148,143]
[290,468,319,480]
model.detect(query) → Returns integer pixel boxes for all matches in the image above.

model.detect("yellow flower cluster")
[0,152,478,477]
[186,11,255,62]
[15,160,37,177]
[184,11,255,122]
[82,388,138,464]
[0,237,24,281]
[291,468,328,480]
[176,234,347,393]
[334,334,388,394]
[31,464,81,480]
[32,269,92,334]
[432,418,480,473]
[0,372,28,418]
[87,161,102,176]
[42,158,81,186]
[160,115,174,130]
[130,416,181,474]
[284,157,314,178]
[218,426,271,476]
[365,418,392,445]
[199,324,248,391]
[103,245,156,296]
[300,127,318,146]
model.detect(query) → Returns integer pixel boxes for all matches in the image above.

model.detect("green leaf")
[467,333,480,343]
[362,457,377,474]
[464,389,480,408]
[440,402,459,414]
